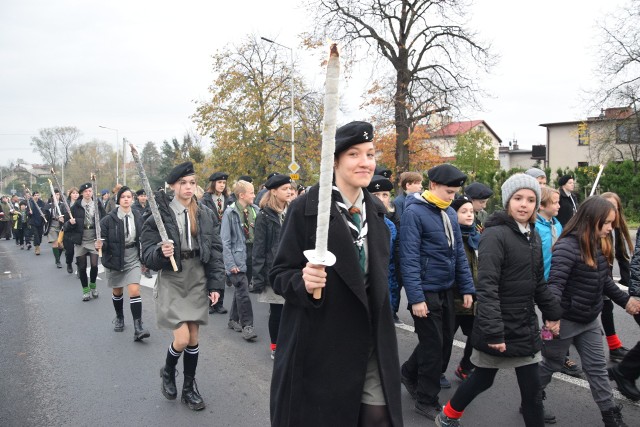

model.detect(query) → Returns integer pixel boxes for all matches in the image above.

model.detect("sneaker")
[440,374,451,389]
[560,358,583,378]
[242,325,257,341]
[401,371,417,399]
[415,401,441,420]
[271,349,275,360]
[20,245,24,250]
[227,320,242,332]
[144,270,153,279]
[27,243,31,250]
[82,290,91,301]
[56,261,62,269]
[393,313,404,325]
[436,410,463,427]
[455,365,471,381]
[610,347,630,363]
[91,288,99,299]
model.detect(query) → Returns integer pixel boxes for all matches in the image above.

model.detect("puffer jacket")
[139,191,225,293]
[630,227,640,297]
[400,193,475,305]
[535,213,563,281]
[251,206,282,291]
[100,207,143,271]
[471,211,562,358]
[548,233,630,323]
[65,198,107,245]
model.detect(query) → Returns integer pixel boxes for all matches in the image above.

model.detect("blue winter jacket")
[384,216,399,311]
[535,214,563,281]
[400,194,476,305]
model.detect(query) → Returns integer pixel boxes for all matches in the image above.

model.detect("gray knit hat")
[501,173,541,211]
[524,167,546,179]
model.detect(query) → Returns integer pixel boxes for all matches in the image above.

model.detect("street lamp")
[99,125,119,184]
[260,37,297,174]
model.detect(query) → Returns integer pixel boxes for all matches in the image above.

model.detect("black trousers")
[14,228,24,245]
[617,315,640,380]
[32,224,43,246]
[403,289,455,405]
[601,298,616,337]
[453,315,475,372]
[64,236,75,265]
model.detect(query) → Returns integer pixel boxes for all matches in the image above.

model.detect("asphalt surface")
[1,238,640,427]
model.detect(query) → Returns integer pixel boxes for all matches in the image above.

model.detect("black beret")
[79,182,92,194]
[166,161,195,185]
[451,195,473,212]
[19,200,28,206]
[238,175,253,183]
[335,121,374,155]
[266,172,279,181]
[427,164,467,187]
[209,171,229,182]
[367,175,393,193]
[116,186,132,204]
[265,174,293,190]
[558,175,573,187]
[136,189,146,196]
[375,166,392,179]
[464,182,494,200]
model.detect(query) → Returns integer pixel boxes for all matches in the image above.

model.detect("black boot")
[601,404,628,427]
[113,315,125,332]
[67,264,73,273]
[160,366,177,400]
[133,319,150,341]
[181,375,205,410]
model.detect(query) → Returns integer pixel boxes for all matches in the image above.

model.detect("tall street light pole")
[99,125,119,185]
[260,37,298,175]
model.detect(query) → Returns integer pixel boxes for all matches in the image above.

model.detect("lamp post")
[260,37,297,173]
[99,125,119,185]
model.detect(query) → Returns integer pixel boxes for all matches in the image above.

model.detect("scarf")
[332,185,368,251]
[422,190,452,210]
[460,223,479,250]
[422,190,455,248]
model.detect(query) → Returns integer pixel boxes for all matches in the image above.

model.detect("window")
[616,122,640,145]
[577,123,590,146]
[578,162,589,167]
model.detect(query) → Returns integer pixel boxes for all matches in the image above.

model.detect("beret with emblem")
[464,182,494,200]
[427,164,467,187]
[367,175,393,193]
[136,189,146,196]
[208,171,229,182]
[79,182,92,194]
[451,195,473,212]
[166,161,195,185]
[265,174,292,190]
[375,166,392,179]
[238,175,253,183]
[116,186,132,204]
[335,121,374,155]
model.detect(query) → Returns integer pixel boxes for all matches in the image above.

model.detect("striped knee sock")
[130,295,142,320]
[183,344,199,377]
[166,344,182,369]
[112,294,124,316]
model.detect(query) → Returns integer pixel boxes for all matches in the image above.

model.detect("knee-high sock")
[112,293,124,316]
[183,344,199,377]
[130,295,142,320]
[166,344,182,369]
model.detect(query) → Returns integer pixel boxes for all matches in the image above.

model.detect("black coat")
[131,200,150,218]
[139,191,225,293]
[269,185,403,427]
[27,199,46,227]
[65,198,107,245]
[548,233,630,323]
[471,211,562,358]
[629,227,640,297]
[557,190,578,227]
[251,206,281,291]
[200,192,229,222]
[100,208,143,271]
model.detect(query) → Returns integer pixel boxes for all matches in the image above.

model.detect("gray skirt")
[106,247,141,288]
[154,257,208,330]
[47,220,62,243]
[75,228,99,257]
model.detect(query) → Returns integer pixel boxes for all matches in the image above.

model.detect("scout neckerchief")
[333,185,367,272]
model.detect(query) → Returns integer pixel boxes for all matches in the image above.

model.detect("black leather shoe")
[415,401,441,420]
[133,319,150,341]
[160,366,177,400]
[213,304,228,314]
[144,270,153,279]
[66,264,73,274]
[609,366,640,401]
[113,315,125,332]
[181,375,205,410]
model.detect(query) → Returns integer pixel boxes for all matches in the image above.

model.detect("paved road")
[1,239,639,426]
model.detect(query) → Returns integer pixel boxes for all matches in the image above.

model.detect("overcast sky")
[0,0,628,167]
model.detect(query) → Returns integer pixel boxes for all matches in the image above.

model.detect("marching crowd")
[2,120,640,426]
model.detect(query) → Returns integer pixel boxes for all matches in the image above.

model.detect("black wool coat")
[99,208,143,271]
[139,191,225,293]
[252,206,281,291]
[64,198,107,245]
[556,191,578,227]
[471,211,562,358]
[269,185,403,427]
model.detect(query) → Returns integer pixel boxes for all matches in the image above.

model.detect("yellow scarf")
[422,190,452,210]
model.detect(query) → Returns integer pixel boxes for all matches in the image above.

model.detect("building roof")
[540,107,635,128]
[430,120,502,143]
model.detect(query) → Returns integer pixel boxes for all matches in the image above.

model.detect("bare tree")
[306,0,494,181]
[31,126,81,169]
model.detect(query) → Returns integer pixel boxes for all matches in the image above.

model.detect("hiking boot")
[519,390,556,424]
[455,365,472,381]
[242,325,257,341]
[181,375,205,410]
[560,358,583,378]
[415,401,441,420]
[401,370,417,399]
[67,264,73,273]
[160,366,177,400]
[608,366,640,401]
[212,304,227,314]
[133,319,150,341]
[82,289,91,301]
[601,404,628,427]
[436,410,463,427]
[610,347,630,363]
[113,315,125,332]
[228,320,242,332]
[35,245,40,255]
[440,374,451,389]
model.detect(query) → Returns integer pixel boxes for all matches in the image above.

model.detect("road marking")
[4,271,10,274]
[395,322,640,407]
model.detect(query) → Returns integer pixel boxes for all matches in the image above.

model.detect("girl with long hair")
[62,187,80,273]
[539,196,640,426]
